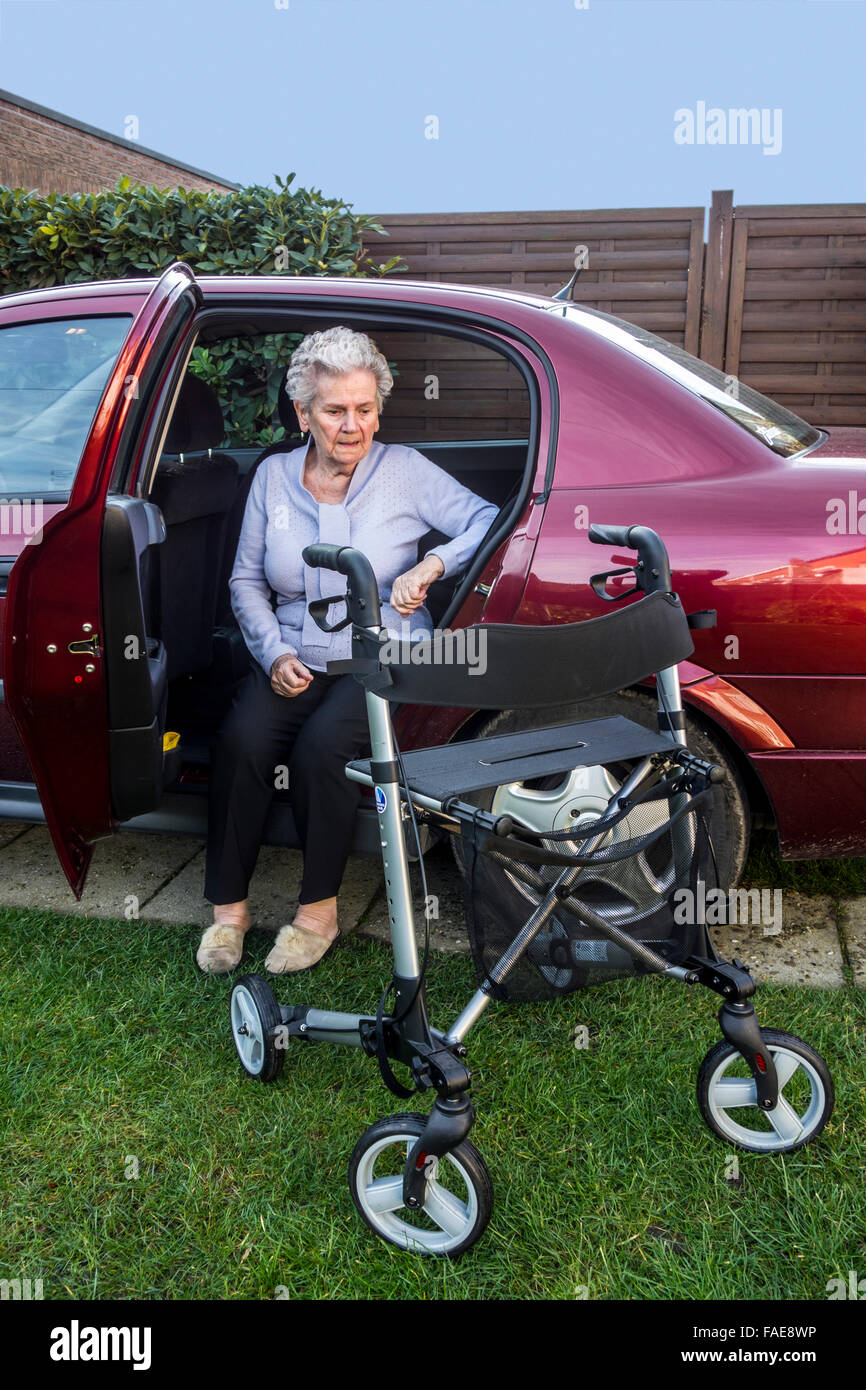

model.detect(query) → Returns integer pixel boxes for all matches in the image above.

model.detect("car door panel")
[101,497,173,821]
[2,264,201,895]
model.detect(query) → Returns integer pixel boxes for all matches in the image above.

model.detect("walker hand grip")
[588,524,673,596]
[302,544,382,627]
[588,524,635,549]
[302,543,347,573]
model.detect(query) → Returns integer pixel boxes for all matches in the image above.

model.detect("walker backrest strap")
[302,537,694,711]
[341,588,693,709]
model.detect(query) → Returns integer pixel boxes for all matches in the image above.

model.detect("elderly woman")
[197,326,498,975]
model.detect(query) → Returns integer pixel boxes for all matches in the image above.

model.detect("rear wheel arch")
[681,687,774,827]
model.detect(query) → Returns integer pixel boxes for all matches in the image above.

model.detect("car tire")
[451,688,751,890]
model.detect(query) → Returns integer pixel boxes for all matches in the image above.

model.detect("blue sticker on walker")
[375,786,387,814]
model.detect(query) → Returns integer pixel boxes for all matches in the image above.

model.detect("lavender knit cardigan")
[229,438,499,675]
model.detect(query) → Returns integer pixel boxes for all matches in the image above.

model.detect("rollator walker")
[229,524,834,1257]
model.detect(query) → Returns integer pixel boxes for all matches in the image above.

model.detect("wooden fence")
[364,192,866,429]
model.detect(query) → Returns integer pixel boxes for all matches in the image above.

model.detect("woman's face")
[295,369,380,471]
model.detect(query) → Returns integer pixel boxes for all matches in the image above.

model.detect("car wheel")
[452,689,750,890]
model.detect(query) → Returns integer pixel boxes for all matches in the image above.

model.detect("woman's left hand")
[390,556,445,615]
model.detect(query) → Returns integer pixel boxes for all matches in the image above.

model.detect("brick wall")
[0,92,237,194]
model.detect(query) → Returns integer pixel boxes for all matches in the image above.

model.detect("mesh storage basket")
[460,774,718,1003]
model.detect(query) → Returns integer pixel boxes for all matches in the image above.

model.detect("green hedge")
[0,174,404,445]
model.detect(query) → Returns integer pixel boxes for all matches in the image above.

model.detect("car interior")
[126,317,536,840]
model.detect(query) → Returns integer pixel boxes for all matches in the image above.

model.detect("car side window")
[371,329,531,445]
[0,315,132,497]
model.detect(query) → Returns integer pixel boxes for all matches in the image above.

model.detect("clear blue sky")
[0,0,863,214]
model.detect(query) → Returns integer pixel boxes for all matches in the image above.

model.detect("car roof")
[0,277,159,310]
[0,272,564,317]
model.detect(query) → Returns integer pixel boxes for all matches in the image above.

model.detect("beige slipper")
[196,920,251,974]
[265,923,342,975]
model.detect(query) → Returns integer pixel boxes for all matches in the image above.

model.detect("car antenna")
[552,256,585,303]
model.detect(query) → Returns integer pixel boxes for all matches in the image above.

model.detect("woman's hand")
[270,654,313,697]
[390,555,445,616]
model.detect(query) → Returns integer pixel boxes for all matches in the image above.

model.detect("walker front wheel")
[697,1029,833,1153]
[348,1113,493,1257]
[230,974,285,1082]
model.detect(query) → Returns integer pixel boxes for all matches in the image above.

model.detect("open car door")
[2,263,201,896]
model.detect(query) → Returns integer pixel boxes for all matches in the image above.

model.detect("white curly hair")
[285,326,394,412]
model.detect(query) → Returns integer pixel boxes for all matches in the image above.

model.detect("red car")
[1,262,862,896]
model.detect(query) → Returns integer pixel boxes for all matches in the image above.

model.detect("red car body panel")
[750,753,866,859]
[2,268,866,889]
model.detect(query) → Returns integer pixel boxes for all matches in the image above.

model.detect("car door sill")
[0,782,382,857]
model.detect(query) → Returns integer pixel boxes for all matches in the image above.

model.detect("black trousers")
[204,662,371,906]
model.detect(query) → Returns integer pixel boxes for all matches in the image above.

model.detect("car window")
[372,329,531,444]
[555,303,823,458]
[0,315,133,496]
[183,332,302,452]
[180,326,531,453]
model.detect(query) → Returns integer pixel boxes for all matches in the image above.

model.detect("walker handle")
[302,543,347,572]
[588,524,673,596]
[588,523,635,549]
[302,544,382,626]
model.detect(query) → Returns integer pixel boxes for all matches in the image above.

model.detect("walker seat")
[348,715,674,801]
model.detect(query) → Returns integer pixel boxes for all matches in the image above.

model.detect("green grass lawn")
[0,904,863,1301]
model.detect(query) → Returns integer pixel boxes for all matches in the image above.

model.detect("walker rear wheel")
[697,1029,833,1153]
[348,1113,493,1257]
[230,974,285,1082]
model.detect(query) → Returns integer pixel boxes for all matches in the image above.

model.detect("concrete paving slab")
[0,822,852,986]
[136,846,208,927]
[710,891,844,988]
[142,842,384,937]
[0,820,30,850]
[838,898,866,988]
[358,844,472,954]
[0,825,203,924]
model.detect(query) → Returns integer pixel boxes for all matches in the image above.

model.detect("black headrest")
[164,374,225,454]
